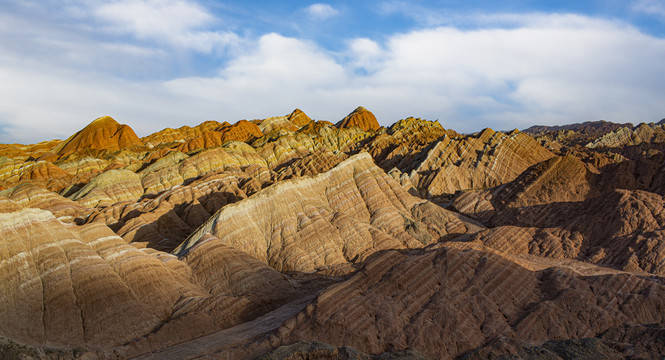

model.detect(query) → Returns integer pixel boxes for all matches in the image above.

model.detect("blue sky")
[1,0,665,143]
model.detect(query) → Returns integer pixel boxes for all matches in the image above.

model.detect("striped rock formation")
[0,159,73,191]
[0,208,327,355]
[270,245,665,359]
[586,123,665,149]
[401,128,555,197]
[141,120,228,147]
[523,120,634,147]
[336,106,380,132]
[87,149,349,252]
[257,116,300,134]
[52,116,143,157]
[175,120,263,153]
[367,117,456,172]
[287,108,313,128]
[1,112,665,359]
[175,152,483,273]
[0,139,62,161]
[70,169,144,208]
[0,208,202,349]
[0,183,89,221]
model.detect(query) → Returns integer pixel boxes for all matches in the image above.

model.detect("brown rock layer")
[411,128,555,196]
[273,246,665,359]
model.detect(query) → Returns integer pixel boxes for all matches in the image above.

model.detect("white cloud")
[348,38,385,72]
[632,0,665,18]
[369,15,665,128]
[1,9,665,144]
[94,0,238,52]
[305,3,339,20]
[164,16,665,131]
[164,33,348,117]
[0,59,198,142]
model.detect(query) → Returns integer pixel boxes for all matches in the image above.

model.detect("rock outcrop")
[176,120,263,153]
[288,108,313,128]
[0,208,199,349]
[70,169,144,208]
[524,120,633,146]
[336,106,380,132]
[52,116,142,157]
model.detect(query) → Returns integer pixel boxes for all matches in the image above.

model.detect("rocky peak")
[336,106,380,132]
[287,108,313,128]
[52,116,142,157]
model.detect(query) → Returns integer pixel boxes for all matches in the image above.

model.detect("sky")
[1,0,665,143]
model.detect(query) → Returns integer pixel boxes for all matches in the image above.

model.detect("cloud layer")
[0,1,664,143]
[305,3,340,19]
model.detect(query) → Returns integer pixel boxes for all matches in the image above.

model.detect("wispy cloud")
[94,0,239,52]
[305,3,340,20]
[632,0,665,18]
[378,1,453,26]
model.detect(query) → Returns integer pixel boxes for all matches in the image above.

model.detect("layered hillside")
[389,128,556,197]
[586,122,665,149]
[52,116,143,157]
[176,153,483,273]
[1,110,665,359]
[336,106,380,131]
[270,246,665,359]
[523,120,633,146]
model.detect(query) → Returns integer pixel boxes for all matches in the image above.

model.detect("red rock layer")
[336,106,380,132]
[0,139,61,160]
[0,160,73,191]
[176,120,263,153]
[52,116,142,157]
[141,120,228,146]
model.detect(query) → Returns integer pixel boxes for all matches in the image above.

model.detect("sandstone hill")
[1,109,665,359]
[52,116,143,157]
[336,106,380,131]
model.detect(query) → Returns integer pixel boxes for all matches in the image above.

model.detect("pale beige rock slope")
[176,152,484,273]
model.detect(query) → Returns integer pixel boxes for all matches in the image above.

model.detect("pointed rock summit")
[287,108,313,128]
[52,116,142,157]
[336,106,380,131]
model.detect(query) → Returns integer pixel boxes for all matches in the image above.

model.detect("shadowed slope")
[271,246,665,359]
